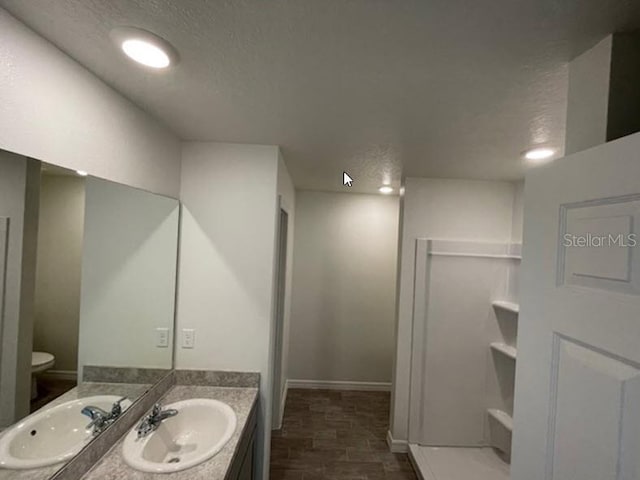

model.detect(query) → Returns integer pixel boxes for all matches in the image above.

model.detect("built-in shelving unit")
[492,300,519,314]
[490,342,517,360]
[488,293,519,462]
[487,408,513,432]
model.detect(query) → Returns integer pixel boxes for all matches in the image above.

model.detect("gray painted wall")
[0,150,40,427]
[565,36,612,155]
[33,175,85,374]
[288,191,399,384]
[566,31,640,155]
[607,31,640,142]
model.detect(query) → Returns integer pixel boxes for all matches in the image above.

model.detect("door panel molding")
[557,194,640,295]
[546,334,640,480]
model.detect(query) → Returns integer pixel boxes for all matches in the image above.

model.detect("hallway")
[271,389,417,480]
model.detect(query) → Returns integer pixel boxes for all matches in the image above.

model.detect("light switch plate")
[156,327,169,348]
[182,328,195,349]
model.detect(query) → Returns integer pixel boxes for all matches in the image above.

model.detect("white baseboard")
[279,380,288,425]
[287,379,392,392]
[386,430,409,453]
[42,370,77,381]
[272,379,289,431]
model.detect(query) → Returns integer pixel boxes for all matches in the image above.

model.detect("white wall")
[288,191,399,385]
[565,35,612,155]
[33,175,85,373]
[510,181,525,244]
[0,8,181,197]
[78,177,179,376]
[0,151,39,427]
[390,178,519,445]
[176,142,281,480]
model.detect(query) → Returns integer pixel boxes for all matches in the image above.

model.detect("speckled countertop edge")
[0,383,151,480]
[80,385,258,480]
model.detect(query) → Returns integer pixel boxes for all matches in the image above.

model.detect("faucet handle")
[111,397,127,416]
[110,396,128,416]
[85,416,103,431]
[136,405,160,439]
[82,408,108,435]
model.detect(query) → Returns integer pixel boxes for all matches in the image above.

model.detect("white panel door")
[512,134,640,480]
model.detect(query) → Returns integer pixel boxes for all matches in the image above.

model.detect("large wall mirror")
[0,149,179,477]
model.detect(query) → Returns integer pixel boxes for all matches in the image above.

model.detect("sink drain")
[167,458,180,464]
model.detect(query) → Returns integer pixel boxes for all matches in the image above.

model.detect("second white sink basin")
[0,395,131,470]
[122,398,237,473]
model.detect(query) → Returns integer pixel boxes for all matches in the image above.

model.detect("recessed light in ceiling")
[110,27,178,69]
[378,186,394,194]
[122,39,170,68]
[76,170,88,176]
[523,147,555,163]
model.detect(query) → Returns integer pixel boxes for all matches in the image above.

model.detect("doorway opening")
[272,207,288,430]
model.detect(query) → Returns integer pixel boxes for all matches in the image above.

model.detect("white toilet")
[31,351,55,400]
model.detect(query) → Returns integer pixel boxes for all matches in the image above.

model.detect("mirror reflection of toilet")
[31,352,55,400]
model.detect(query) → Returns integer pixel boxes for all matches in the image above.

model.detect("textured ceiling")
[2,0,640,193]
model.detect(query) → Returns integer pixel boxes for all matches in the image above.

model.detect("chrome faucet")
[81,397,128,435]
[136,403,178,438]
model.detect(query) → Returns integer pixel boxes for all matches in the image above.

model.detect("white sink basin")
[0,395,131,470]
[122,399,237,473]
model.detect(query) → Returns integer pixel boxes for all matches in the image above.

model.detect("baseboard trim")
[287,379,392,392]
[386,430,409,453]
[279,379,288,425]
[272,379,289,431]
[42,370,77,381]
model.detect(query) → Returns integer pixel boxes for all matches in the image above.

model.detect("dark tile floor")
[270,389,418,480]
[30,377,76,412]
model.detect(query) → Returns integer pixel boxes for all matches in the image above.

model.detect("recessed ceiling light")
[76,170,88,177]
[523,147,555,162]
[110,27,178,69]
[122,39,170,68]
[378,186,394,194]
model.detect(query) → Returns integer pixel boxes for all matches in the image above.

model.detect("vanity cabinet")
[226,402,257,480]
[236,431,255,480]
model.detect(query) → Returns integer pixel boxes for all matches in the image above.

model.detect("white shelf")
[492,301,519,314]
[487,408,513,432]
[490,342,517,360]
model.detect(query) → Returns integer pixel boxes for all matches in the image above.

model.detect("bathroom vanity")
[83,382,258,480]
[0,370,259,480]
